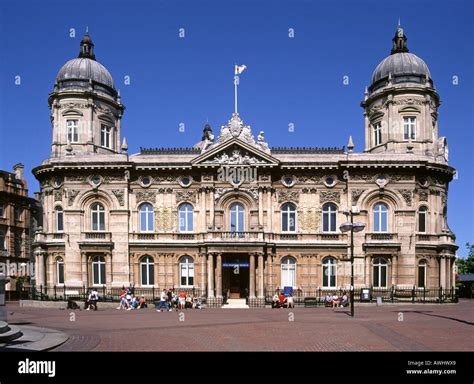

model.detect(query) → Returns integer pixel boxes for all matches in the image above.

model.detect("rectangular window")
[93,263,106,285]
[0,205,4,218]
[100,125,112,148]
[418,211,426,233]
[57,263,64,285]
[403,117,416,140]
[418,266,425,288]
[374,122,382,146]
[14,207,22,221]
[57,210,64,232]
[67,120,79,143]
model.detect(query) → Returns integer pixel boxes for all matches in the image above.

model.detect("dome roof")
[55,32,116,94]
[56,58,114,88]
[369,25,432,92]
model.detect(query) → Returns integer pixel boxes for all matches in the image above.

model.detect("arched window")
[179,203,193,232]
[373,257,388,288]
[322,203,337,232]
[140,256,154,286]
[56,257,64,285]
[92,255,106,285]
[55,207,64,232]
[139,203,154,232]
[0,204,4,218]
[418,206,427,233]
[0,231,5,250]
[373,203,388,233]
[322,257,337,288]
[230,203,244,232]
[281,256,296,288]
[179,256,194,287]
[281,203,296,232]
[418,259,427,288]
[91,203,105,231]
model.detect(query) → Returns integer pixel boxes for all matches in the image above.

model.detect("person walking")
[156,289,171,312]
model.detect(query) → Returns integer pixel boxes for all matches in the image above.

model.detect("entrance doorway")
[222,254,249,299]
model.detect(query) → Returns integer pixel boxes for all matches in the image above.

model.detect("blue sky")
[0,0,472,256]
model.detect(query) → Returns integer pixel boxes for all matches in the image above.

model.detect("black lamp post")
[339,210,365,317]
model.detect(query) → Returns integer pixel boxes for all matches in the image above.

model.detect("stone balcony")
[363,232,401,250]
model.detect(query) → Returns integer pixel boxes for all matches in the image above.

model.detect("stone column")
[365,255,371,287]
[36,250,45,288]
[257,253,264,298]
[249,253,256,298]
[440,256,446,288]
[207,253,214,298]
[201,189,207,231]
[81,252,87,285]
[215,253,222,299]
[258,188,263,226]
[266,189,272,232]
[209,189,214,229]
[446,258,451,288]
[200,252,206,292]
[391,256,398,287]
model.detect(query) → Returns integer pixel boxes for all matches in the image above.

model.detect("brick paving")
[5,300,473,351]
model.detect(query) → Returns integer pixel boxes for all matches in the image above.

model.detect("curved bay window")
[322,257,337,288]
[55,207,64,232]
[281,203,296,232]
[179,256,194,287]
[373,203,388,233]
[140,256,154,286]
[139,203,154,232]
[373,257,388,288]
[322,203,337,232]
[418,259,427,288]
[230,203,244,233]
[179,203,193,232]
[56,257,65,285]
[91,203,105,231]
[92,255,106,285]
[418,206,427,233]
[281,256,296,288]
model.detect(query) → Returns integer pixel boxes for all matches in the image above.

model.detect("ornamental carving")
[112,190,125,206]
[278,190,299,204]
[158,188,173,194]
[302,187,317,194]
[54,190,63,202]
[399,189,413,206]
[201,174,213,182]
[103,175,123,183]
[214,188,258,202]
[260,174,270,181]
[156,208,176,232]
[136,191,156,204]
[441,192,447,206]
[59,102,90,110]
[210,149,266,165]
[299,208,320,231]
[66,175,87,182]
[319,191,340,204]
[351,189,364,205]
[67,190,80,206]
[350,173,374,181]
[176,190,197,203]
[418,190,429,202]
[297,175,319,183]
[40,179,50,188]
[392,98,425,106]
[390,174,413,181]
[155,176,176,182]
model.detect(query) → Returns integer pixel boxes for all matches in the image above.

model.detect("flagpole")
[234,68,238,114]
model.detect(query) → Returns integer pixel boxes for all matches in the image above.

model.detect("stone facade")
[32,28,457,306]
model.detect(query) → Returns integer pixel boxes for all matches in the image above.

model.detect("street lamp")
[339,209,365,317]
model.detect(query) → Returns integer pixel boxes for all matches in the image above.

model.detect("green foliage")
[456,243,474,274]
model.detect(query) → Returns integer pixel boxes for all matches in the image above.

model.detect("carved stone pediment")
[278,190,299,204]
[176,190,197,203]
[320,191,340,204]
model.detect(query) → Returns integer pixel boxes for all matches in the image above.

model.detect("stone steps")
[1,326,68,351]
[0,324,23,343]
[222,299,249,309]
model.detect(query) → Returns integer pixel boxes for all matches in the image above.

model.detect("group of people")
[272,293,295,308]
[85,289,99,310]
[155,288,203,312]
[324,292,350,308]
[117,285,148,310]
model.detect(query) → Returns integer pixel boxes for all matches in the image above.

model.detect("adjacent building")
[32,26,457,306]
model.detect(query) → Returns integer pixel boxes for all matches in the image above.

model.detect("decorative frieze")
[136,191,156,204]
[351,189,364,205]
[103,175,123,183]
[176,190,197,203]
[156,208,176,231]
[54,189,63,202]
[301,187,317,194]
[277,190,299,204]
[399,189,413,206]
[112,190,125,206]
[418,190,429,202]
[319,190,340,204]
[299,208,320,231]
[67,190,80,206]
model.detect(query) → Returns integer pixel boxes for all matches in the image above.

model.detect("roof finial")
[347,135,354,153]
[398,17,401,28]
[391,20,409,54]
[86,26,89,33]
[78,30,96,60]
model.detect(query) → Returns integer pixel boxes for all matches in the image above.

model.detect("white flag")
[235,64,247,75]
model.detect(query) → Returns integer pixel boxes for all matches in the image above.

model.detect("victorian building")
[32,26,457,306]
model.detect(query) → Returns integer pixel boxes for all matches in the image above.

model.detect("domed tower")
[48,32,125,158]
[361,23,447,160]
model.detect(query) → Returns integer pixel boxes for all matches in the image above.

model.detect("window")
[403,117,416,140]
[179,256,194,287]
[140,256,154,286]
[14,232,21,257]
[322,257,337,288]
[0,231,5,250]
[373,257,388,288]
[179,203,193,232]
[139,203,154,232]
[281,256,296,288]
[281,203,296,232]
[418,260,427,288]
[230,203,244,232]
[55,207,64,232]
[56,257,65,285]
[322,203,337,232]
[14,207,22,222]
[92,255,106,285]
[373,203,388,233]
[0,204,4,218]
[418,206,427,233]
[67,120,79,143]
[100,125,112,148]
[373,122,382,146]
[91,203,105,231]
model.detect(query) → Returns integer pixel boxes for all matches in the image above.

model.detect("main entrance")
[222,254,249,299]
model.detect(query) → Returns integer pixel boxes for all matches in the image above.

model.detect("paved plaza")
[4,300,473,352]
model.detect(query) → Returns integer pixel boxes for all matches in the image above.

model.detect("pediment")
[191,138,279,167]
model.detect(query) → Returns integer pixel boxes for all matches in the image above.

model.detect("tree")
[456,243,474,274]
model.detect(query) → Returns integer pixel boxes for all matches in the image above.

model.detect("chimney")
[13,163,24,180]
